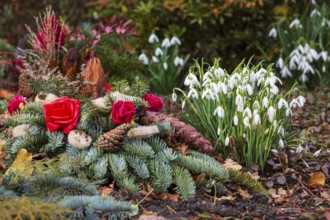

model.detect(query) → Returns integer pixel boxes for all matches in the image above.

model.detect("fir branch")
[228,169,269,196]
[125,154,150,180]
[60,196,138,219]
[122,139,155,159]
[155,148,177,162]
[174,155,229,180]
[0,186,19,200]
[145,136,168,153]
[22,102,44,114]
[155,122,173,136]
[130,80,149,96]
[9,130,48,154]
[81,145,103,166]
[2,113,45,127]
[105,91,148,107]
[41,131,65,153]
[117,176,140,193]
[92,156,108,180]
[148,159,172,192]
[172,166,196,200]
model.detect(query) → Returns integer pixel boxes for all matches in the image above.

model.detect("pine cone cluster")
[18,73,32,97]
[97,123,132,152]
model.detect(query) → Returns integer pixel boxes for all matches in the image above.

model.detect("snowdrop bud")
[138,53,148,65]
[265,128,269,135]
[148,33,159,43]
[268,27,277,38]
[243,116,251,128]
[246,84,253,96]
[279,139,284,148]
[262,97,269,108]
[172,92,177,102]
[152,56,159,63]
[268,106,276,123]
[253,114,261,126]
[181,100,186,109]
[233,115,238,126]
[213,106,225,118]
[276,57,284,69]
[225,136,230,146]
[170,36,181,45]
[217,127,221,136]
[155,47,163,56]
[296,145,304,153]
[289,19,302,29]
[174,57,184,66]
[163,62,168,70]
[161,38,171,48]
[313,149,321,157]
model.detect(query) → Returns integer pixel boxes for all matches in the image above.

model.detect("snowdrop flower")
[243,116,251,128]
[172,92,177,102]
[278,98,288,109]
[262,97,269,108]
[217,82,228,94]
[313,149,322,157]
[217,127,221,136]
[280,66,292,78]
[213,106,225,118]
[299,74,308,83]
[270,85,279,95]
[253,101,260,109]
[310,9,321,17]
[320,51,328,61]
[303,63,315,75]
[279,139,284,148]
[155,47,163,56]
[170,36,181,45]
[174,57,184,66]
[225,136,230,146]
[243,107,252,118]
[203,71,212,82]
[184,73,200,87]
[202,88,215,100]
[233,115,238,126]
[163,62,168,70]
[252,113,261,126]
[273,119,278,129]
[214,68,225,78]
[187,88,199,99]
[310,48,319,61]
[285,108,292,116]
[181,100,186,109]
[297,96,306,107]
[246,84,253,96]
[310,0,317,5]
[235,94,244,112]
[161,38,171,48]
[296,145,304,153]
[152,56,159,63]
[276,58,284,69]
[202,78,212,87]
[268,27,277,38]
[265,129,269,135]
[138,53,148,65]
[289,19,302,29]
[290,98,299,108]
[267,106,276,123]
[148,33,159,43]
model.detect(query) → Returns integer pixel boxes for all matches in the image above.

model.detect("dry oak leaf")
[167,193,180,202]
[222,158,242,171]
[5,148,33,178]
[308,172,326,187]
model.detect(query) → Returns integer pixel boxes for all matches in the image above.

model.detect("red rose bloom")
[7,96,26,115]
[143,93,163,111]
[111,100,136,124]
[44,97,80,134]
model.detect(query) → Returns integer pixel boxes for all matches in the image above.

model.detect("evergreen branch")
[81,145,103,166]
[108,154,128,180]
[174,155,229,180]
[9,131,48,154]
[156,148,177,162]
[122,139,155,159]
[105,91,148,107]
[172,166,196,200]
[22,102,44,114]
[125,154,150,180]
[155,122,172,135]
[228,169,269,196]
[145,136,168,153]
[116,176,140,193]
[0,186,19,200]
[60,196,138,219]
[2,113,45,127]
[148,159,172,192]
[41,131,65,153]
[92,156,108,180]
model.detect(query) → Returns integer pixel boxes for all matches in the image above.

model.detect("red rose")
[7,96,26,115]
[111,101,136,124]
[143,93,163,111]
[44,97,80,134]
[105,83,112,92]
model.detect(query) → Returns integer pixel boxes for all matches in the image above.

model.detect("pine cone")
[139,111,214,154]
[62,48,81,81]
[18,73,32,97]
[97,123,132,152]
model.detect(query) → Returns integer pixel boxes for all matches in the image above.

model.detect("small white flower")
[213,106,225,118]
[217,127,221,136]
[163,62,168,70]
[184,73,200,88]
[243,116,251,128]
[280,66,292,78]
[276,58,284,69]
[313,149,322,157]
[174,57,184,66]
[203,71,212,82]
[187,88,199,99]
[297,96,306,107]
[172,92,177,102]
[290,98,299,108]
[278,98,289,109]
[296,145,304,153]
[235,94,244,112]
[225,136,230,146]
[233,115,238,126]
[299,74,308,83]
[320,51,328,61]
[161,38,171,48]
[262,97,269,108]
[268,27,277,38]
[214,68,225,78]
[268,106,276,123]
[243,107,252,118]
[202,88,215,100]
[246,84,253,96]
[278,126,285,137]
[218,82,228,94]
[253,100,260,109]
[148,33,159,43]
[252,113,261,126]
[279,139,284,148]
[170,36,181,45]
[270,85,279,95]
[181,100,186,109]
[138,53,149,65]
[285,108,292,116]
[155,47,163,56]
[152,56,159,63]
[310,9,321,17]
[289,19,302,29]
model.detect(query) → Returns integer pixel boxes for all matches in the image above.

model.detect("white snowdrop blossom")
[213,106,225,118]
[243,116,251,128]
[217,127,221,136]
[214,68,225,78]
[320,51,328,61]
[278,98,289,109]
[181,100,186,109]
[262,97,269,108]
[203,71,212,82]
[285,108,292,116]
[138,53,148,65]
[290,98,299,108]
[155,47,163,56]
[280,66,292,78]
[297,96,306,107]
[310,9,321,17]
[289,19,302,29]
[268,106,276,123]
[172,92,177,102]
[187,88,198,99]
[174,57,184,66]
[252,113,261,126]
[246,84,253,96]
[170,36,181,45]
[148,33,159,43]
[296,145,304,153]
[233,115,238,126]
[152,56,159,63]
[184,73,200,88]
[276,58,284,69]
[313,149,322,157]
[268,27,277,38]
[161,38,171,48]
[279,139,284,148]
[253,101,260,109]
[278,126,285,137]
[202,88,215,100]
[163,62,168,70]
[243,107,252,118]
[225,136,230,146]
[300,74,308,83]
[235,94,244,112]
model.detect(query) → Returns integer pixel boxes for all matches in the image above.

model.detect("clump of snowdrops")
[269,3,330,88]
[173,59,305,168]
[138,34,189,95]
